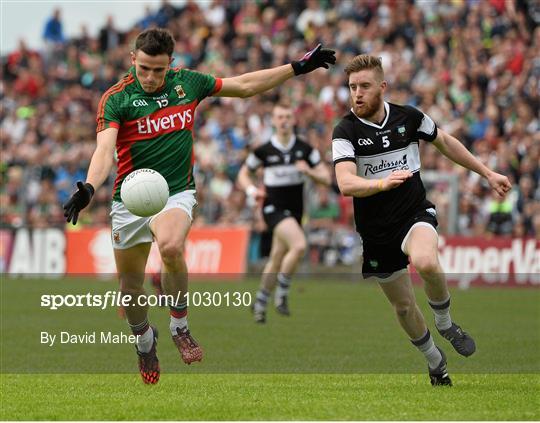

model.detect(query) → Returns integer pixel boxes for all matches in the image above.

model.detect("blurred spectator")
[217,189,252,226]
[194,127,222,173]
[54,157,87,204]
[206,0,226,27]
[208,165,233,210]
[1,109,27,144]
[155,0,177,28]
[533,214,540,241]
[74,24,92,52]
[99,16,122,53]
[307,184,341,264]
[42,8,65,66]
[296,0,327,35]
[13,68,44,98]
[5,39,41,80]
[138,6,156,30]
[485,192,514,236]
[308,184,341,224]
[42,8,65,45]
[516,175,535,213]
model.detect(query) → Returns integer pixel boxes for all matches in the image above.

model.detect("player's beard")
[353,94,383,120]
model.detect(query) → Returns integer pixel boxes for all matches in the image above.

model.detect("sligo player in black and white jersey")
[333,55,511,386]
[238,102,331,323]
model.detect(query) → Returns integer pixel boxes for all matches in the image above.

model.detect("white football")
[120,169,169,217]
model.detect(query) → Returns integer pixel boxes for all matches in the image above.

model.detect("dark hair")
[344,55,384,81]
[134,28,175,57]
[274,99,293,110]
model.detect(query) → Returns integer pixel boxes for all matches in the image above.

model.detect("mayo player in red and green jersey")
[63,28,336,384]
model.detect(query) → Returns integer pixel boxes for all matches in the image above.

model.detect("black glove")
[291,43,336,76]
[63,181,95,225]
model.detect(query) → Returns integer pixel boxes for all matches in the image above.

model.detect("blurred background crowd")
[1,0,539,264]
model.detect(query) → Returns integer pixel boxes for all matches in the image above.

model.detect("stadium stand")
[1,0,539,265]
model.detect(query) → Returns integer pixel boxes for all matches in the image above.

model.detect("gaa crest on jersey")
[397,125,406,136]
[358,137,374,146]
[133,99,149,107]
[174,85,186,98]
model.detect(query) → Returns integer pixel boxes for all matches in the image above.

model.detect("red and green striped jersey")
[96,66,223,202]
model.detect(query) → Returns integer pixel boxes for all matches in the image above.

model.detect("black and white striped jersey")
[246,135,321,213]
[332,102,438,243]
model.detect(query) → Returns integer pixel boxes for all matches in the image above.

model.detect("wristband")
[378,180,384,191]
[86,182,95,196]
[245,185,258,198]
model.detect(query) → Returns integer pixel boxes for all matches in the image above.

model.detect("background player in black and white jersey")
[333,55,511,386]
[238,102,331,323]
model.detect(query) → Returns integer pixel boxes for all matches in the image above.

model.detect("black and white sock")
[428,297,452,331]
[411,330,443,370]
[254,288,270,313]
[275,273,291,303]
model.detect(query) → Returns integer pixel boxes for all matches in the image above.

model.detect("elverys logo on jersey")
[137,109,193,134]
[118,103,197,141]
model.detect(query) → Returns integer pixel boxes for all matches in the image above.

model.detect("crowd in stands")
[1,0,539,264]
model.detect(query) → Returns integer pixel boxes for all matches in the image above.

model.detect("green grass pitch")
[1,276,539,420]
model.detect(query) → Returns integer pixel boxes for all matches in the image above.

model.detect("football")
[120,169,169,217]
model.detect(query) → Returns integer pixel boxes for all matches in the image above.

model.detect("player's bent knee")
[159,242,185,263]
[292,242,307,257]
[410,255,439,275]
[394,300,413,317]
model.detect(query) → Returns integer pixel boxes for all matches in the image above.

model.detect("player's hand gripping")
[63,181,95,225]
[295,160,311,174]
[486,171,512,198]
[245,185,266,207]
[380,170,412,191]
[291,44,336,75]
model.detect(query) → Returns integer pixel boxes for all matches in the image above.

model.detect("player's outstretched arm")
[216,44,336,98]
[63,128,118,224]
[432,129,511,197]
[335,161,412,198]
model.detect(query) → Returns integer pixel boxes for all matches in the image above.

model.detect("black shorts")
[262,204,302,231]
[361,208,438,279]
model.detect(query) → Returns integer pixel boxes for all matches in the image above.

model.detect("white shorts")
[110,190,197,250]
